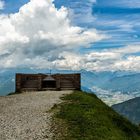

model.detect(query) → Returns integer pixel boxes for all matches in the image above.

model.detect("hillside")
[53,91,140,140]
[1,90,140,139]
[112,97,140,125]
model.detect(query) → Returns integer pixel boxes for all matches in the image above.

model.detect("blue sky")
[55,0,140,50]
[0,0,29,13]
[1,0,140,48]
[0,0,140,71]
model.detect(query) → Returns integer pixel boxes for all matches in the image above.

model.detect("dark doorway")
[42,81,56,88]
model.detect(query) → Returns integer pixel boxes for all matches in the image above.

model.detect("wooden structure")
[15,73,81,92]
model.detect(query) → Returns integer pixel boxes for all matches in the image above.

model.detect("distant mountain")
[112,97,140,125]
[81,70,140,93]
[101,73,140,93]
[81,70,140,105]
[0,69,140,106]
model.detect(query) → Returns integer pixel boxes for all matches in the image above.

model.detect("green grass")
[55,91,140,140]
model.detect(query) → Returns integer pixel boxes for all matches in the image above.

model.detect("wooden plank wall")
[15,73,81,92]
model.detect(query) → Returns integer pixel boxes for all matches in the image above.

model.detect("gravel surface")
[0,91,72,140]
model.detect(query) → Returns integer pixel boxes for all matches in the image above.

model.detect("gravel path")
[0,91,72,140]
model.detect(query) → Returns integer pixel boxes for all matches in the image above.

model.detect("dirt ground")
[0,91,72,140]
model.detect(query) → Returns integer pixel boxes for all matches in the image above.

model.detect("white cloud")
[52,45,140,72]
[67,0,96,25]
[111,45,140,54]
[0,0,106,69]
[0,0,4,10]
[1,0,140,72]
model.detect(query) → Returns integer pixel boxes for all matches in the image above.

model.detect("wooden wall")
[15,73,81,92]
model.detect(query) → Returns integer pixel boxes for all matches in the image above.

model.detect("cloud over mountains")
[0,0,140,72]
[0,0,105,69]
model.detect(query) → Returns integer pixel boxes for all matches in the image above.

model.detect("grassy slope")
[54,91,140,140]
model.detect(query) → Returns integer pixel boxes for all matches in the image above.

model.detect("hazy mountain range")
[81,70,140,105]
[0,68,140,105]
[112,97,140,125]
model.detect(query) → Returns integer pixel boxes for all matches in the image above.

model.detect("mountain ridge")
[53,91,140,140]
[112,97,140,125]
